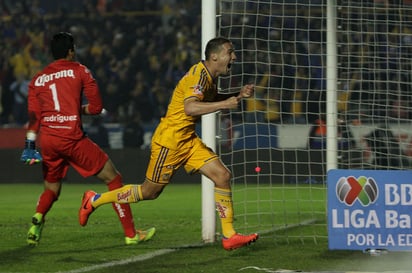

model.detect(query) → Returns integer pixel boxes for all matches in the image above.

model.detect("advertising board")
[328,169,412,251]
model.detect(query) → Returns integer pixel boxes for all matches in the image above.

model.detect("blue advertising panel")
[328,169,412,251]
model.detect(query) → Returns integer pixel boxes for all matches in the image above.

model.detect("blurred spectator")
[86,116,109,148]
[9,72,29,125]
[244,94,266,123]
[364,127,410,169]
[308,118,326,149]
[0,55,15,124]
[308,117,356,151]
[126,79,157,124]
[151,78,169,119]
[264,90,280,123]
[247,65,282,123]
[123,115,144,148]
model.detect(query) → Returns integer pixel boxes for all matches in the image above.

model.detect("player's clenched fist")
[239,84,254,98]
[224,96,241,109]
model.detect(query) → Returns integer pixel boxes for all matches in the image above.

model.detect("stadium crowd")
[1,0,412,130]
[0,0,201,127]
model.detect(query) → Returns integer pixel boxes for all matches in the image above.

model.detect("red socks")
[35,189,58,215]
[107,174,136,238]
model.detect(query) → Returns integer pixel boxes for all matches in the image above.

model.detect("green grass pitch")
[1,183,411,273]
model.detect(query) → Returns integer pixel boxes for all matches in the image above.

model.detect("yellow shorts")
[145,137,218,184]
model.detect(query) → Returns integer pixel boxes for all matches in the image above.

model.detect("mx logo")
[336,176,378,206]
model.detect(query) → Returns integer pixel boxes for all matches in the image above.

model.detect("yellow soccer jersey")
[152,61,216,149]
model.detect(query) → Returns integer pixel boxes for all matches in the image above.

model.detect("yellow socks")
[215,187,236,238]
[91,185,237,238]
[92,185,143,208]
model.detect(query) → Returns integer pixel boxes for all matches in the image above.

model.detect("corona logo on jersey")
[34,69,75,86]
[328,170,412,251]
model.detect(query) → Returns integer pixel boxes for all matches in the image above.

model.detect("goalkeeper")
[79,37,259,250]
[21,32,155,246]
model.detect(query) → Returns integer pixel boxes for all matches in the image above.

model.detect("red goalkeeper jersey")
[27,59,102,140]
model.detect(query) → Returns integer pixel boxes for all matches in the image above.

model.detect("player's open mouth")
[227,63,232,70]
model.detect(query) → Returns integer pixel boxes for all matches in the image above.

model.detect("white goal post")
[202,0,412,242]
[201,0,217,243]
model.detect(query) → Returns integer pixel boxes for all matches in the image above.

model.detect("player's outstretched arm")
[184,96,240,116]
[215,84,255,101]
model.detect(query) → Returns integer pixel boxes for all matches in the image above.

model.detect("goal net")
[216,0,412,242]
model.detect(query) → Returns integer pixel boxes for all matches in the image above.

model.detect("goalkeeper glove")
[20,139,43,165]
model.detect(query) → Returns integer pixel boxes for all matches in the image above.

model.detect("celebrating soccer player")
[79,37,258,250]
[22,32,155,246]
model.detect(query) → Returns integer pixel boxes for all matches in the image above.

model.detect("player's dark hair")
[50,32,75,60]
[205,37,231,60]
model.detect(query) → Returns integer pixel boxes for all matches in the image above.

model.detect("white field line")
[56,248,176,273]
[56,243,205,273]
[55,220,317,273]
[59,219,398,273]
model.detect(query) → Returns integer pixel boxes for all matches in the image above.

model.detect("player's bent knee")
[223,170,232,182]
[141,180,166,200]
[215,169,231,184]
[210,170,232,189]
[142,189,163,200]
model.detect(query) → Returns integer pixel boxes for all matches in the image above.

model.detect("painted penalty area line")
[57,248,176,273]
